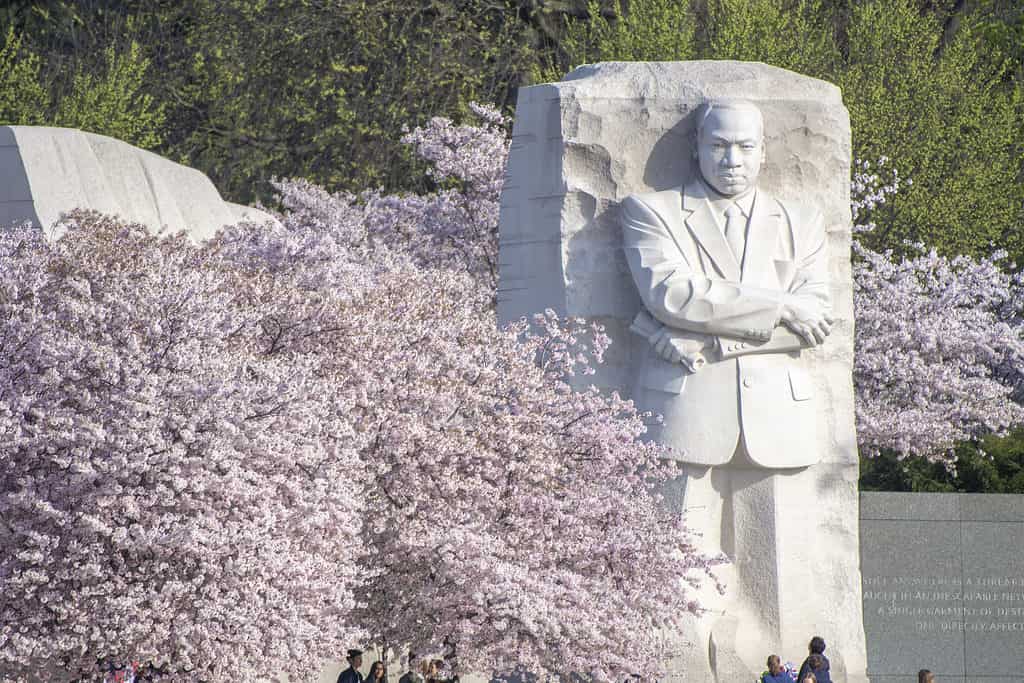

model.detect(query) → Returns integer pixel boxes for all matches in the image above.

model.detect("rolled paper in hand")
[680,347,707,373]
[629,310,707,374]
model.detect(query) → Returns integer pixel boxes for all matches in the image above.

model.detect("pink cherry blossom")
[1,104,716,681]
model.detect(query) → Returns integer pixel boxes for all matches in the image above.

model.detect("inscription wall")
[860,492,1024,683]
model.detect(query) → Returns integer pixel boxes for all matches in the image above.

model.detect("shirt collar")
[698,176,757,218]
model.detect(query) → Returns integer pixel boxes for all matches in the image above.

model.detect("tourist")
[806,654,831,683]
[761,654,790,683]
[427,658,458,683]
[337,649,364,683]
[797,636,829,682]
[918,670,934,683]
[367,660,386,683]
[399,653,424,683]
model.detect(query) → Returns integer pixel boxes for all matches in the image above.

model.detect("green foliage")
[701,0,839,76]
[861,429,1024,493]
[52,41,165,149]
[554,0,695,78]
[0,15,163,149]
[838,1,1024,259]
[139,0,535,202]
[0,27,50,125]
[548,0,1024,262]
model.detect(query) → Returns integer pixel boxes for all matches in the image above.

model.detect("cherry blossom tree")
[2,104,716,681]
[0,214,365,681]
[220,170,718,680]
[851,160,1024,466]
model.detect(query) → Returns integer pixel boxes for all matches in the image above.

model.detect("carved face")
[697,105,766,197]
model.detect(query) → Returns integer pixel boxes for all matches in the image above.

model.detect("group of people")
[336,648,457,683]
[760,637,937,683]
[338,641,938,683]
[760,636,831,683]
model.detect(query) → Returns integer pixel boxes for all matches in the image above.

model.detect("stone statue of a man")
[622,99,834,466]
[621,98,836,678]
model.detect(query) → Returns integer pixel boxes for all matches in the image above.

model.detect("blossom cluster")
[850,157,908,232]
[0,216,365,680]
[852,242,1024,464]
[851,162,1024,466]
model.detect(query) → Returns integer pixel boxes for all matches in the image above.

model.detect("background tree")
[549,0,1024,262]
[0,28,49,125]
[2,0,1021,249]
[0,23,163,147]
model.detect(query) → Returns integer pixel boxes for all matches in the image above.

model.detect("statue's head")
[694,99,765,198]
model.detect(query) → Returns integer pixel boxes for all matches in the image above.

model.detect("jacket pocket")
[788,368,813,401]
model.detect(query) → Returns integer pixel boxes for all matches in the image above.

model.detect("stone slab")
[860,492,1024,680]
[0,126,276,241]
[860,492,961,521]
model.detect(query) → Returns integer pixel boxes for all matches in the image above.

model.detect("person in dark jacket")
[337,649,364,683]
[797,636,829,683]
[399,653,425,683]
[804,654,830,683]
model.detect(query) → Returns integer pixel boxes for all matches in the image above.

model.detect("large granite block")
[500,61,867,682]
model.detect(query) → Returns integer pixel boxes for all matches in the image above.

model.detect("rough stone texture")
[0,126,274,240]
[498,61,866,682]
[860,492,1024,682]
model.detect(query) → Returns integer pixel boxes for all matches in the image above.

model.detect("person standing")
[918,670,935,683]
[399,653,424,683]
[797,637,829,683]
[367,660,385,683]
[805,654,830,683]
[337,649,364,683]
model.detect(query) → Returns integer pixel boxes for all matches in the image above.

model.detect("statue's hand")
[648,326,712,372]
[780,293,834,346]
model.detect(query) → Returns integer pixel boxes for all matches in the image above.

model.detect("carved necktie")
[724,202,746,266]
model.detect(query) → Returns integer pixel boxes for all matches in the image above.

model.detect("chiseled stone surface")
[498,61,866,682]
[860,492,1024,681]
[0,126,274,240]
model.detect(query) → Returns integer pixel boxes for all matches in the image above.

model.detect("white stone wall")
[0,126,275,241]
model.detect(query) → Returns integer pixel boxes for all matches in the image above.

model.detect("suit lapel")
[682,182,741,281]
[742,190,782,285]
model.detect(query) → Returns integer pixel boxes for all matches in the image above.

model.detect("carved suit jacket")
[621,179,830,468]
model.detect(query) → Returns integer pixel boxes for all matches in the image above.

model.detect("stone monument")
[498,62,868,682]
[861,492,1024,681]
[0,126,274,240]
